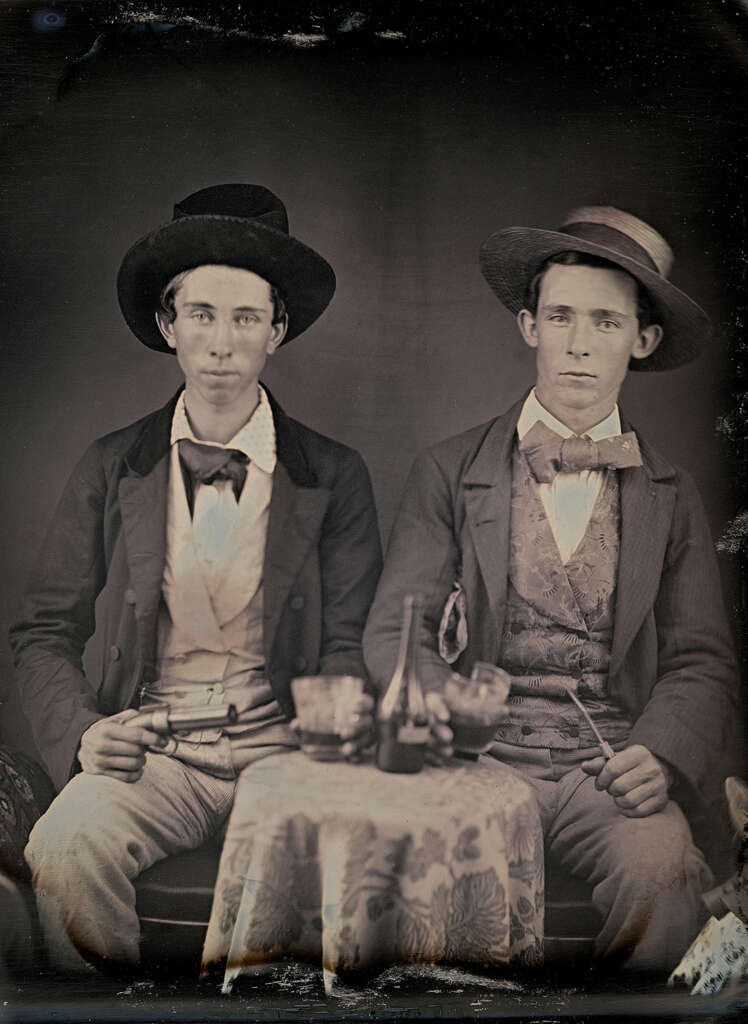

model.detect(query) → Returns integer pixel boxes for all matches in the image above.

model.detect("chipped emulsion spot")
[282,33,328,48]
[717,512,748,556]
[31,9,67,32]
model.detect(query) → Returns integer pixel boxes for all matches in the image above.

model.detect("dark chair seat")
[136,838,222,926]
[543,860,600,962]
[135,838,599,966]
[136,837,223,968]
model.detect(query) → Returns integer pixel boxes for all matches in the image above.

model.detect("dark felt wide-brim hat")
[117,184,336,351]
[479,206,711,371]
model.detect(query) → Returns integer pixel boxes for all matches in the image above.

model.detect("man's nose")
[209,319,233,357]
[566,320,591,357]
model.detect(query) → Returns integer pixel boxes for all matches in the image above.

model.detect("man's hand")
[290,692,376,762]
[78,709,167,783]
[425,692,454,765]
[580,743,672,817]
[338,692,376,761]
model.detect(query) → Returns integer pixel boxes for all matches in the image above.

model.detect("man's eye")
[191,311,210,322]
[548,313,568,323]
[237,315,258,326]
[599,320,620,330]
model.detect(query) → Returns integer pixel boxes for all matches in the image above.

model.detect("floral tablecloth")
[202,753,544,993]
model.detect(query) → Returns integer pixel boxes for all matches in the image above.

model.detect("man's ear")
[631,323,663,362]
[517,309,539,350]
[155,311,176,350]
[266,315,288,355]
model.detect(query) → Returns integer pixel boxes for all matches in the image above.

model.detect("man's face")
[157,264,286,414]
[517,263,662,428]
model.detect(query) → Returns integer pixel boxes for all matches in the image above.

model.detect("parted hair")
[524,251,655,329]
[157,268,288,326]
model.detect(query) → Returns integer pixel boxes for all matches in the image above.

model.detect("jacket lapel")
[118,392,181,674]
[261,385,331,664]
[609,421,677,678]
[261,462,331,664]
[462,398,525,629]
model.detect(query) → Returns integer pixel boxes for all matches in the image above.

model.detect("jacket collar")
[264,384,317,487]
[619,410,678,482]
[123,389,181,477]
[463,394,527,487]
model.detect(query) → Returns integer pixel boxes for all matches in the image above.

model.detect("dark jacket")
[364,398,738,816]
[11,388,382,792]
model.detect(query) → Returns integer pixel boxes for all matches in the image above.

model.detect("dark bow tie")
[178,438,249,514]
[518,420,642,484]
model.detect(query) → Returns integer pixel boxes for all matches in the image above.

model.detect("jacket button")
[124,588,137,606]
[294,656,307,672]
[290,595,305,611]
[521,725,533,736]
[109,645,121,661]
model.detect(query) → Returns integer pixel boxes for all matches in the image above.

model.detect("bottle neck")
[394,598,418,677]
[379,595,424,719]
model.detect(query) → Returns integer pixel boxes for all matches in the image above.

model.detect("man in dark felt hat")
[364,206,739,972]
[12,184,383,969]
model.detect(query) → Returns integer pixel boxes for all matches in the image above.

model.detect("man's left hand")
[580,744,672,817]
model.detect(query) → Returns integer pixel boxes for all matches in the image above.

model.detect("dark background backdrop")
[1,0,745,760]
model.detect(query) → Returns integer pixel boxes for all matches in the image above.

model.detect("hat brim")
[117,215,336,352]
[479,227,710,371]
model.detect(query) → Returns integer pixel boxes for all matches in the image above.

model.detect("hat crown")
[561,206,674,278]
[173,183,289,234]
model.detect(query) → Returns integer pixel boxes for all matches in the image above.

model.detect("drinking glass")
[444,662,511,758]
[291,675,365,761]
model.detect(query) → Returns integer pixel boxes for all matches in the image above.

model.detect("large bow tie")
[518,420,642,484]
[178,438,249,513]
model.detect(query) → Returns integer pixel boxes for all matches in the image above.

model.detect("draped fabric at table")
[202,754,544,992]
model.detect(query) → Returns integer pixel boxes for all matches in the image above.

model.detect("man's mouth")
[561,371,595,378]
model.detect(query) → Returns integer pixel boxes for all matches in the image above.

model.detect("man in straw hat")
[12,184,382,970]
[364,206,738,972]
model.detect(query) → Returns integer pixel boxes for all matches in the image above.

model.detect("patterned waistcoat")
[494,448,632,749]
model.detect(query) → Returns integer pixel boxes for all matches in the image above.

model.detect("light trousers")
[25,751,237,970]
[489,742,713,972]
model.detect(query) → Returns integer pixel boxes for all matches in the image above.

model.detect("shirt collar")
[170,386,277,474]
[516,387,622,443]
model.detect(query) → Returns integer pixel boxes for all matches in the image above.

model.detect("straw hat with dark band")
[479,206,710,371]
[117,184,336,353]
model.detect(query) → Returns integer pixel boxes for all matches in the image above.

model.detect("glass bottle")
[376,593,430,773]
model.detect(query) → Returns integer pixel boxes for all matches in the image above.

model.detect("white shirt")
[170,386,276,584]
[516,389,622,564]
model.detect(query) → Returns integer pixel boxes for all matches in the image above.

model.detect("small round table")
[201,753,544,994]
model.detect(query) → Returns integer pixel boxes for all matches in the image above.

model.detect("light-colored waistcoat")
[147,444,286,743]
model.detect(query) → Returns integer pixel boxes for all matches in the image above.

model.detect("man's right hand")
[425,692,454,765]
[77,709,167,783]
